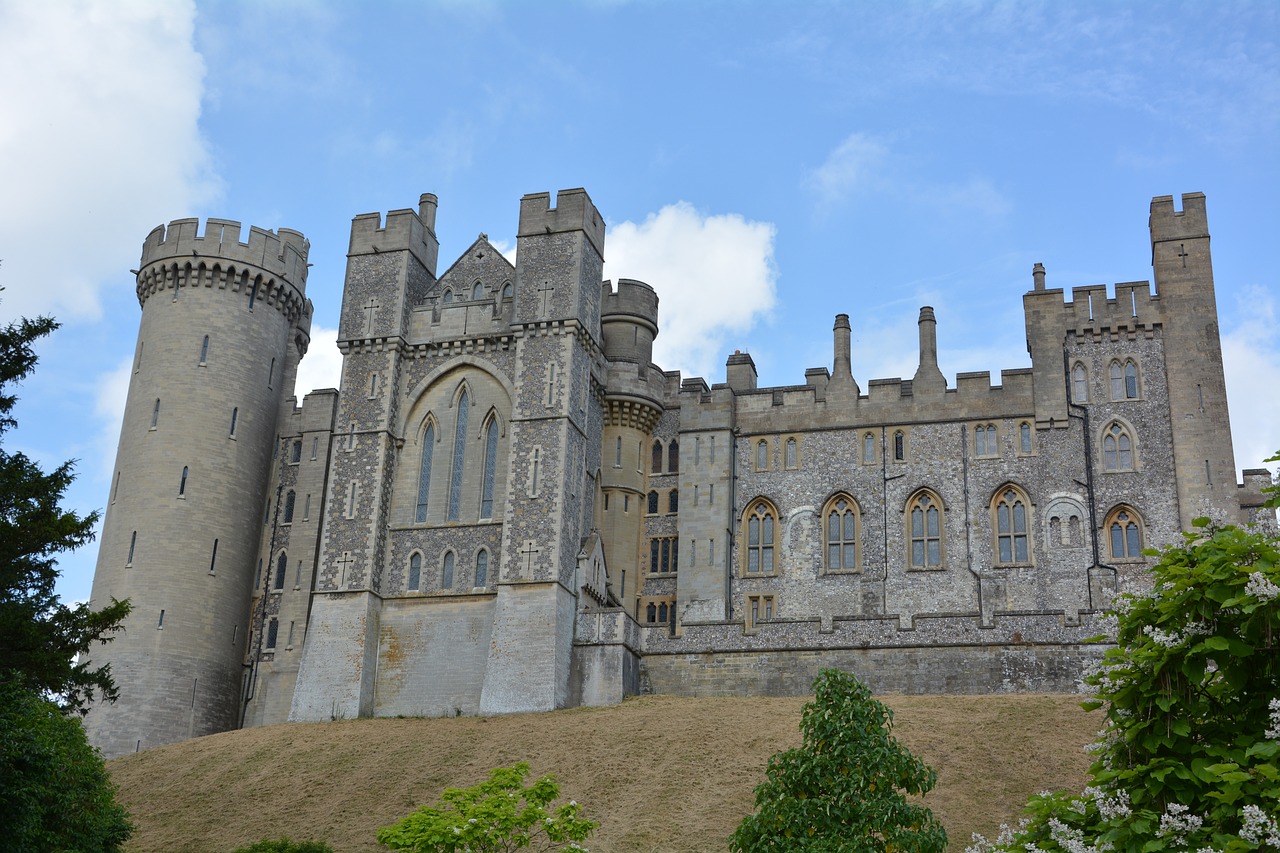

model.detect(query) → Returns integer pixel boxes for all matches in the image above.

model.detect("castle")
[83,189,1273,758]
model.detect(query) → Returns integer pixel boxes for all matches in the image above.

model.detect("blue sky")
[1,0,1276,606]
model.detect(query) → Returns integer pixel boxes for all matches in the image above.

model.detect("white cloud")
[805,132,889,206]
[604,202,777,382]
[1221,285,1280,477]
[294,325,343,397]
[0,0,216,321]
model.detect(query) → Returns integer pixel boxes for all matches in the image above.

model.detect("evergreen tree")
[730,669,947,853]
[0,310,129,710]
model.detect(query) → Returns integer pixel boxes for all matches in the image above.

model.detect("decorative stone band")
[135,259,309,324]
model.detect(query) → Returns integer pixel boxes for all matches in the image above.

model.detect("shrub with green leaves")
[730,668,946,853]
[376,762,597,852]
[0,677,133,853]
[970,515,1280,853]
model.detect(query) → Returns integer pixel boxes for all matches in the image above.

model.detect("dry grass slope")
[109,693,1098,853]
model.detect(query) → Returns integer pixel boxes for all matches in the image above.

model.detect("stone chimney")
[912,306,947,395]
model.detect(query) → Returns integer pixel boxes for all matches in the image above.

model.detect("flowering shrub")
[376,762,597,853]
[969,513,1280,853]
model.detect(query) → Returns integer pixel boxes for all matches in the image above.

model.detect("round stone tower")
[83,218,311,758]
[598,279,663,609]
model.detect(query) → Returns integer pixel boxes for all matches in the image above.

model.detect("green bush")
[970,514,1280,853]
[230,839,334,853]
[730,668,946,853]
[0,677,133,853]
[376,761,597,852]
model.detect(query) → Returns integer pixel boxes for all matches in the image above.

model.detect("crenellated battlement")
[1026,279,1161,338]
[601,278,660,331]
[135,218,311,321]
[141,217,309,284]
[518,188,605,256]
[1150,192,1208,244]
[348,206,438,269]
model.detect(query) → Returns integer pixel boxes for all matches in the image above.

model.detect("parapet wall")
[142,218,309,284]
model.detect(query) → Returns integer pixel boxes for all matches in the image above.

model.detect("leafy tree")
[0,676,133,852]
[0,312,130,712]
[730,668,947,853]
[376,762,598,852]
[969,512,1280,853]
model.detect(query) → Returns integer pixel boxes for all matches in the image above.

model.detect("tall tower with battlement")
[1149,193,1239,528]
[84,218,312,758]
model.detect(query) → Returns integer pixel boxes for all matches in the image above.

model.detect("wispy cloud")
[604,202,777,382]
[805,133,889,207]
[805,132,1012,219]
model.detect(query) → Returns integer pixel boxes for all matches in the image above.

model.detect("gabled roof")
[433,233,516,297]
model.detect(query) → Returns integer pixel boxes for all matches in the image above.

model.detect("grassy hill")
[108,693,1099,852]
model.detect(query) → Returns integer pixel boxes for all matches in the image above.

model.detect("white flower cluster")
[1245,571,1280,602]
[1142,625,1183,648]
[967,819,1029,852]
[1266,698,1280,740]
[1140,621,1209,650]
[1156,803,1203,844]
[1045,817,1114,853]
[1241,804,1280,846]
[1078,786,1132,821]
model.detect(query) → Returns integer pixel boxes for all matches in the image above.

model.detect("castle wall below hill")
[639,611,1108,695]
[642,642,1105,696]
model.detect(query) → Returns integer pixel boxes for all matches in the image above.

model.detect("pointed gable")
[433,233,516,304]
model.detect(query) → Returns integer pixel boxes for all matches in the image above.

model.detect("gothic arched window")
[1107,507,1144,559]
[743,500,777,575]
[475,549,489,587]
[283,490,296,523]
[825,495,859,572]
[668,439,679,473]
[647,490,659,514]
[906,491,943,568]
[442,551,455,589]
[408,553,422,591]
[975,424,997,456]
[993,487,1030,564]
[652,440,663,473]
[1110,359,1139,400]
[447,390,469,521]
[1072,363,1088,403]
[863,433,875,464]
[416,422,435,523]
[471,281,484,300]
[668,489,679,514]
[480,416,499,518]
[274,551,287,590]
[1103,422,1134,471]
[756,440,768,471]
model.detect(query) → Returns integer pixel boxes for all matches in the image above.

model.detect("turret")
[84,218,310,758]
